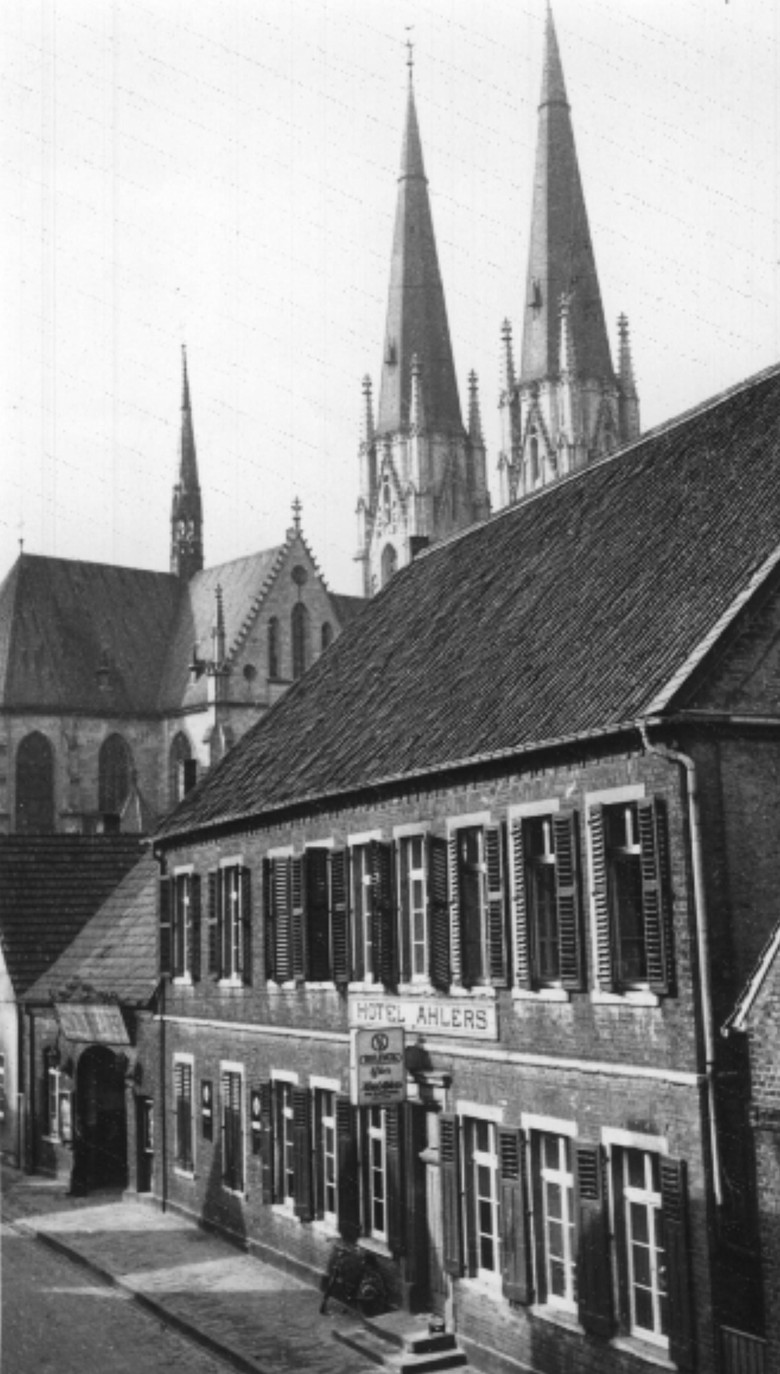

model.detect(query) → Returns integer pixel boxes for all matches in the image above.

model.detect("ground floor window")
[616,1148,668,1343]
[221,1068,244,1192]
[362,1107,388,1242]
[532,1132,576,1310]
[273,1079,295,1207]
[464,1116,501,1280]
[314,1089,337,1225]
[173,1058,194,1172]
[43,1052,72,1143]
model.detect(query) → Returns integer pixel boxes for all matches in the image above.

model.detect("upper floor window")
[169,732,196,809]
[268,617,280,680]
[449,825,507,987]
[399,835,427,980]
[98,733,131,818]
[589,798,673,995]
[15,731,55,834]
[208,864,252,983]
[264,850,349,986]
[159,871,201,980]
[351,841,394,985]
[291,603,310,680]
[511,812,584,991]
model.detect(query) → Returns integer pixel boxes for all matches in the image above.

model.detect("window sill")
[591,990,660,1008]
[397,982,435,996]
[446,985,497,1000]
[312,1217,339,1238]
[303,982,338,992]
[610,1335,674,1368]
[172,975,193,987]
[358,1235,392,1259]
[267,980,299,992]
[512,987,570,1004]
[174,1166,195,1180]
[222,1184,246,1198]
[529,1303,580,1332]
[272,1202,297,1220]
[460,1271,502,1296]
[218,978,245,990]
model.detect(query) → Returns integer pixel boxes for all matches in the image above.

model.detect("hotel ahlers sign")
[349,992,498,1041]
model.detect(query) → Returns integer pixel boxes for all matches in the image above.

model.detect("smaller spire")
[500,318,516,395]
[292,496,302,533]
[617,314,638,398]
[360,375,375,446]
[409,354,425,430]
[468,371,484,444]
[211,584,226,665]
[181,343,191,411]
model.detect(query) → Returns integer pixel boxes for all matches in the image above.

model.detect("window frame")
[586,785,661,1007]
[173,1053,195,1176]
[312,1076,340,1230]
[613,1147,669,1349]
[397,831,429,984]
[532,1130,578,1314]
[446,813,506,989]
[271,1073,298,1212]
[462,1111,502,1286]
[220,1062,245,1195]
[172,868,193,981]
[361,1105,389,1244]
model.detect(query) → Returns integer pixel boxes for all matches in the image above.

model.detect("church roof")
[0,555,181,713]
[520,8,615,386]
[375,77,464,438]
[22,852,159,1007]
[0,836,144,994]
[156,362,780,842]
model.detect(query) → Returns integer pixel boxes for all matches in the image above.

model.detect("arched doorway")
[74,1046,127,1191]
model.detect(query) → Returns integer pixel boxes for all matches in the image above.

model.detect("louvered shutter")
[428,835,450,991]
[330,850,350,986]
[485,824,508,985]
[259,1081,274,1204]
[511,819,531,989]
[440,1113,463,1276]
[575,1142,614,1338]
[335,1096,360,1242]
[499,1127,533,1304]
[207,869,220,976]
[371,840,395,986]
[221,872,233,978]
[553,813,584,990]
[292,1087,314,1221]
[190,874,202,981]
[275,857,293,983]
[588,805,614,992]
[263,858,274,980]
[159,876,173,977]
[661,1158,695,1370]
[353,850,366,983]
[385,1104,405,1256]
[291,855,305,983]
[240,866,253,985]
[637,799,674,995]
[182,1063,193,1169]
[447,836,462,985]
[306,848,330,981]
[399,841,412,983]
[404,1101,429,1305]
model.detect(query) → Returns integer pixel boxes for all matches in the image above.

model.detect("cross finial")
[405,26,414,78]
[292,496,302,532]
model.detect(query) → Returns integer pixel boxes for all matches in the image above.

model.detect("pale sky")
[2,0,779,596]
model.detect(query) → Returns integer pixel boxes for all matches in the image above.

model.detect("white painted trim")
[591,990,660,1008]
[310,1076,341,1094]
[521,1113,577,1138]
[173,863,194,877]
[507,798,561,822]
[348,830,382,846]
[219,853,243,869]
[221,1059,244,1075]
[392,821,432,839]
[602,1126,668,1155]
[271,1068,299,1085]
[456,1099,504,1124]
[306,838,335,850]
[584,784,645,807]
[445,811,491,833]
[267,845,294,859]
[173,1052,196,1176]
[512,987,570,1003]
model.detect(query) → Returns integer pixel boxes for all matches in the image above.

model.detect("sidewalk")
[1,1167,374,1374]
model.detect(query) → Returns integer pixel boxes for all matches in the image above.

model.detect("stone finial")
[617,314,638,397]
[292,496,302,533]
[212,584,226,665]
[468,371,484,444]
[360,375,375,446]
[500,318,516,394]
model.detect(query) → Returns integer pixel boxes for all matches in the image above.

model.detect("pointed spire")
[376,65,463,438]
[170,345,203,580]
[292,496,302,532]
[617,314,638,397]
[468,371,484,444]
[520,9,615,389]
[360,375,375,446]
[211,584,226,664]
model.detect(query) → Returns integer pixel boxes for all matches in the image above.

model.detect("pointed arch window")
[321,622,333,653]
[381,544,398,588]
[15,732,55,834]
[291,603,310,681]
[382,476,392,521]
[268,617,281,680]
[169,732,196,808]
[98,734,132,818]
[530,432,540,485]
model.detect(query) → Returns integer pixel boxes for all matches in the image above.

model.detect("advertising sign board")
[351,1027,406,1107]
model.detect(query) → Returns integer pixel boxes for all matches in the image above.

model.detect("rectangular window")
[450,825,507,987]
[172,873,192,978]
[274,1080,295,1207]
[221,1069,244,1192]
[174,1058,194,1172]
[352,844,374,979]
[399,834,428,980]
[314,1089,338,1226]
[464,1116,501,1280]
[533,1133,577,1310]
[364,1107,388,1241]
[525,818,559,982]
[265,851,349,986]
[47,1062,60,1139]
[590,798,673,996]
[605,805,646,986]
[616,1149,668,1345]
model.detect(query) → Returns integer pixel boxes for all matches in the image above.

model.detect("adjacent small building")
[150,363,780,1374]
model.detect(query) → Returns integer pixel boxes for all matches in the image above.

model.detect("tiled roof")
[329,593,367,628]
[156,363,780,842]
[0,837,144,994]
[0,555,180,712]
[22,852,159,1007]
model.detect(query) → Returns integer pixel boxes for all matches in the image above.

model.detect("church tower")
[170,346,204,580]
[356,61,490,597]
[498,7,640,507]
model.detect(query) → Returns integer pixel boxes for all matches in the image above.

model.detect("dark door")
[76,1047,127,1190]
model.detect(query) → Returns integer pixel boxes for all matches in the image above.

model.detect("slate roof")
[156,363,780,843]
[0,837,144,994]
[22,852,159,1007]
[723,916,780,1036]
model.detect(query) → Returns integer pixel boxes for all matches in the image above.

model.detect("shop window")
[221,1067,244,1193]
[15,731,55,833]
[174,1057,194,1173]
[291,603,310,680]
[314,1089,338,1227]
[511,812,584,990]
[531,1132,577,1311]
[98,733,132,817]
[264,850,349,986]
[206,863,252,983]
[159,872,201,980]
[268,617,280,680]
[449,825,507,987]
[169,732,196,808]
[589,799,673,995]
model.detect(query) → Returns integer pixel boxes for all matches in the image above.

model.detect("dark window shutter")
[330,850,350,986]
[511,819,531,989]
[207,869,220,976]
[335,1096,360,1242]
[291,855,306,983]
[440,1113,463,1276]
[353,849,367,983]
[259,1081,274,1204]
[240,866,252,985]
[485,824,508,986]
[661,1157,695,1370]
[371,840,395,986]
[553,813,584,991]
[159,877,173,976]
[499,1127,533,1304]
[404,1101,429,1304]
[637,799,674,995]
[399,840,412,983]
[447,835,462,984]
[385,1103,405,1257]
[292,1087,314,1222]
[575,1141,614,1338]
[588,805,614,992]
[190,874,202,981]
[428,835,450,991]
[306,848,330,981]
[275,857,293,983]
[263,858,274,981]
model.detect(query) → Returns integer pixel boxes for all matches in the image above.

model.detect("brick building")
[149,364,780,1374]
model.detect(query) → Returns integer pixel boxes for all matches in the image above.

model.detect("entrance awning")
[55,1002,130,1046]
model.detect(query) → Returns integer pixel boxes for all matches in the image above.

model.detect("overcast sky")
[2,0,779,596]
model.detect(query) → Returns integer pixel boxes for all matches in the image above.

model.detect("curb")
[10,1216,274,1374]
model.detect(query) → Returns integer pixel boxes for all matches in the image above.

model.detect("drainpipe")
[639,723,722,1206]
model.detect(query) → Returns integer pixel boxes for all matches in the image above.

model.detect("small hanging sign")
[350,1027,406,1107]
